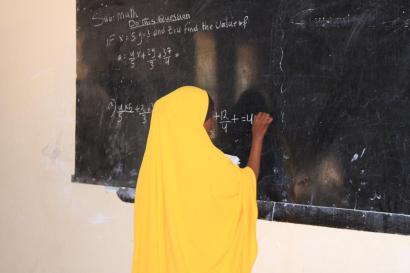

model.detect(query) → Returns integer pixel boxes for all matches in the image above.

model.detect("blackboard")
[75,0,410,234]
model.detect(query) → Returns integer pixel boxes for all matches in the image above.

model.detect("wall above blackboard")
[75,0,410,234]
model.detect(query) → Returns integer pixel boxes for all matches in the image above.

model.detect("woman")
[132,86,272,273]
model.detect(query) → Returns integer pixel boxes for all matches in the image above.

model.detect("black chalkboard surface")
[75,0,410,234]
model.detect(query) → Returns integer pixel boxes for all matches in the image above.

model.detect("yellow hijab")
[132,86,258,273]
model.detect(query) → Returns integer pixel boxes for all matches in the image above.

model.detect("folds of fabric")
[132,86,258,273]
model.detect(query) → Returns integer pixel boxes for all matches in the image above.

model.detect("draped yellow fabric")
[132,86,258,273]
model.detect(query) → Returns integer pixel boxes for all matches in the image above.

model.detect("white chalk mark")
[291,21,305,26]
[370,192,382,201]
[279,47,284,72]
[351,153,359,162]
[360,147,366,158]
[41,132,78,213]
[271,201,410,218]
[295,8,315,16]
[280,83,286,94]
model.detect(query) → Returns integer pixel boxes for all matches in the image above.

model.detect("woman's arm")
[247,112,273,179]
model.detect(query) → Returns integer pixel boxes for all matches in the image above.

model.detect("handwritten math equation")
[106,99,253,133]
[214,110,254,133]
[117,46,179,70]
[107,99,154,124]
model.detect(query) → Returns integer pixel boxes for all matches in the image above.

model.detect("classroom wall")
[1,1,409,273]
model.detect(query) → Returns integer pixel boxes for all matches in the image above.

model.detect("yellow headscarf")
[132,86,258,273]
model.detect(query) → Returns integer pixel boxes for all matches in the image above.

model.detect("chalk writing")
[277,14,287,129]
[100,13,249,71]
[91,8,190,28]
[312,14,352,28]
[289,13,410,31]
[117,46,180,70]
[107,99,153,124]
[214,109,254,133]
[128,13,191,30]
[203,16,249,31]
[106,100,254,133]
[105,15,249,47]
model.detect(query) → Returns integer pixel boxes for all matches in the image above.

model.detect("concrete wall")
[1,1,409,273]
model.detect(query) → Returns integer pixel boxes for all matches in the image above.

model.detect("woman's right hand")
[247,112,273,179]
[252,112,273,141]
